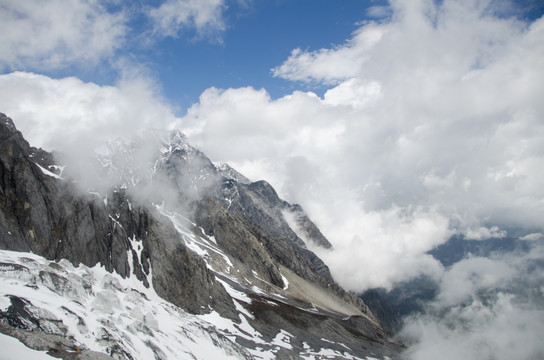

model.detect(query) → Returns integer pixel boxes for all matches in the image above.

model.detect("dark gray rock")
[194,198,285,288]
[246,294,403,359]
[147,126,385,342]
[141,207,237,319]
[0,113,129,276]
[287,203,332,249]
[219,179,334,281]
[157,130,222,201]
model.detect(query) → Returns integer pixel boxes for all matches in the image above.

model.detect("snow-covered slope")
[0,249,275,359]
[0,245,387,359]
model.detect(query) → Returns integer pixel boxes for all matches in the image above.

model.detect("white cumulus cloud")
[148,0,226,40]
[180,0,544,291]
[0,0,128,70]
[0,71,179,152]
[271,22,384,84]
[0,71,181,192]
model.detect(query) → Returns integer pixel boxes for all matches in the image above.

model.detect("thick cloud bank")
[399,239,544,360]
[0,71,182,193]
[0,72,179,153]
[180,1,544,291]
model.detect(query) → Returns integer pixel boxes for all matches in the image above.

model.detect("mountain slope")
[0,113,401,359]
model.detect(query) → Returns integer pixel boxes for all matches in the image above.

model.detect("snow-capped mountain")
[0,113,401,359]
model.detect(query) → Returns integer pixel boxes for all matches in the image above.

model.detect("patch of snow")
[214,277,254,319]
[0,333,56,360]
[126,235,147,287]
[281,272,290,290]
[251,286,267,296]
[215,278,250,304]
[271,330,294,350]
[252,270,274,287]
[0,293,10,310]
[108,215,122,229]
[207,234,217,245]
[157,207,235,273]
[198,309,267,348]
[48,165,64,176]
[300,347,360,360]
[321,337,336,344]
[263,299,279,307]
[35,164,63,180]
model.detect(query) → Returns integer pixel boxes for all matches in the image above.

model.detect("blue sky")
[9,0,389,110]
[1,0,542,111]
[145,0,544,109]
[151,0,387,107]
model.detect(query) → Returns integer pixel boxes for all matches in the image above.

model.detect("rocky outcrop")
[287,203,333,249]
[195,199,286,289]
[141,206,236,318]
[0,114,124,273]
[218,179,335,280]
[152,129,338,284]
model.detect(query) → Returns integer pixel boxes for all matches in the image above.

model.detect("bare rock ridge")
[0,113,401,359]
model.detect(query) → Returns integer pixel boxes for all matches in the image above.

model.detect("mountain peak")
[1,112,16,130]
[215,162,251,184]
[0,113,401,359]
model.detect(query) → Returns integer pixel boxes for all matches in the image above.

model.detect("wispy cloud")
[0,0,231,71]
[0,71,181,192]
[147,0,227,41]
[0,0,128,70]
[0,71,179,151]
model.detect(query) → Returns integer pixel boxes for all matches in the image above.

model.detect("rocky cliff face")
[0,112,401,359]
[0,114,235,320]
